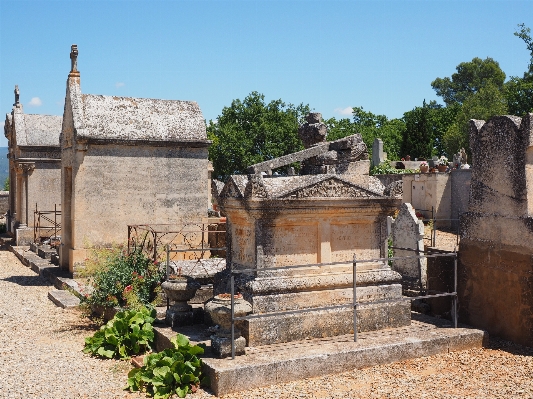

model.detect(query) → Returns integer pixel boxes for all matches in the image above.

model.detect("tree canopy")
[207,91,309,180]
[431,57,506,105]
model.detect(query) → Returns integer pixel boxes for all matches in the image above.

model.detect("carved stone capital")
[17,163,35,174]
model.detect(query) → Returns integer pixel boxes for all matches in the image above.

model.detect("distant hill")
[0,148,8,189]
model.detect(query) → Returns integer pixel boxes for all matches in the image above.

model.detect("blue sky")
[0,0,531,147]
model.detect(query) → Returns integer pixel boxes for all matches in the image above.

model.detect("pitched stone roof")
[79,94,207,143]
[15,114,62,147]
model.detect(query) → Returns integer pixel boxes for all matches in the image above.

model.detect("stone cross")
[13,85,20,107]
[70,44,79,74]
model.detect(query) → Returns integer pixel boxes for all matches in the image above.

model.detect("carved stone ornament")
[14,85,20,107]
[282,178,379,199]
[17,163,35,173]
[384,180,403,198]
[69,44,79,76]
[244,174,269,199]
[220,181,243,200]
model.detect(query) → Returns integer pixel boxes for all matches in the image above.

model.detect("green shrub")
[84,307,156,359]
[3,177,9,191]
[81,246,164,310]
[126,334,207,399]
[370,161,419,175]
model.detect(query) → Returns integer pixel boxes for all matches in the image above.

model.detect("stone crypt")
[215,113,410,346]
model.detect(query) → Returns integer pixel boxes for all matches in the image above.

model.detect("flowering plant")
[437,156,448,166]
[419,161,428,167]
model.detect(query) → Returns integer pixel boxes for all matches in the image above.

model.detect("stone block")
[211,335,246,358]
[48,290,80,308]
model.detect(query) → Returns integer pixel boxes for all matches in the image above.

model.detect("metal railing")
[128,221,226,263]
[33,204,61,245]
[228,249,458,359]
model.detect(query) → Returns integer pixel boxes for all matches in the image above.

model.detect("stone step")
[154,313,487,396]
[48,290,80,308]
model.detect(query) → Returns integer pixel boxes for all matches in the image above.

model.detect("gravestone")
[390,203,426,295]
[372,138,386,167]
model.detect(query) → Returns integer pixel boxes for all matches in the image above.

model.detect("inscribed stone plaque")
[330,222,379,262]
[232,224,255,267]
[270,224,318,266]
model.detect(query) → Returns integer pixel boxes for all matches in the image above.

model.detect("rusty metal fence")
[127,220,226,263]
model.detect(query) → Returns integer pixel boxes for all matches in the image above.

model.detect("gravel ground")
[2,246,533,398]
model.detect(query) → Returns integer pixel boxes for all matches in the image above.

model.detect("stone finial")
[69,44,79,76]
[298,112,327,149]
[14,85,20,107]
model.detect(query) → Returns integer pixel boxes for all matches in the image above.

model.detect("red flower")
[124,285,133,293]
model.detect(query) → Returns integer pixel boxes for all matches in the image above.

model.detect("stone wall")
[70,144,208,251]
[0,191,8,214]
[402,173,452,227]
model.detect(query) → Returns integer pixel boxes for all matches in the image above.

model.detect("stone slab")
[48,289,80,308]
[201,313,488,396]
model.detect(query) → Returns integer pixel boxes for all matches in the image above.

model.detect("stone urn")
[204,294,252,358]
[161,278,201,327]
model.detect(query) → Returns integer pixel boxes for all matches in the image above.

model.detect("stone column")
[17,163,35,228]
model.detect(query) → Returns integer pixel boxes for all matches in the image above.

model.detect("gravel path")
[2,247,533,398]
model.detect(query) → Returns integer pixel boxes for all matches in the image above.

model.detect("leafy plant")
[3,177,9,191]
[81,245,164,310]
[126,334,207,399]
[370,161,418,175]
[84,307,156,359]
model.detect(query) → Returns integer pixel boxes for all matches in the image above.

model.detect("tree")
[207,92,310,180]
[431,57,506,105]
[350,107,404,160]
[401,101,459,159]
[505,24,533,116]
[443,82,508,157]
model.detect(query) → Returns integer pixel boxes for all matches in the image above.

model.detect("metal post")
[453,253,458,328]
[432,206,436,247]
[166,244,170,310]
[353,254,357,342]
[231,274,235,359]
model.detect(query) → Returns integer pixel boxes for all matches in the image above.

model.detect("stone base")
[211,335,246,358]
[244,300,411,346]
[15,227,33,246]
[165,309,195,328]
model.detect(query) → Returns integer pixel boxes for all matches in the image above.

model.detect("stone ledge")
[201,314,488,396]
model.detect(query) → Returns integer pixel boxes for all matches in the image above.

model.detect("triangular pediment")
[279,176,384,199]
[220,175,247,200]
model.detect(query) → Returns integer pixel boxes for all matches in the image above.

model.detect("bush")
[126,334,207,399]
[370,161,418,175]
[84,307,156,359]
[81,245,164,310]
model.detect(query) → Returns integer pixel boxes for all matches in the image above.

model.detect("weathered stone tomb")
[216,113,410,346]
[4,86,62,245]
[459,113,533,346]
[60,45,210,272]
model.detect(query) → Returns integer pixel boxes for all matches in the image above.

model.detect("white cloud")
[334,107,353,116]
[28,97,42,107]
[115,82,125,88]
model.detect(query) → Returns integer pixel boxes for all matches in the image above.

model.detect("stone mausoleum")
[217,113,409,346]
[4,86,62,245]
[60,45,210,272]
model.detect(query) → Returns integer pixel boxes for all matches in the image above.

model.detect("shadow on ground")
[1,274,51,287]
